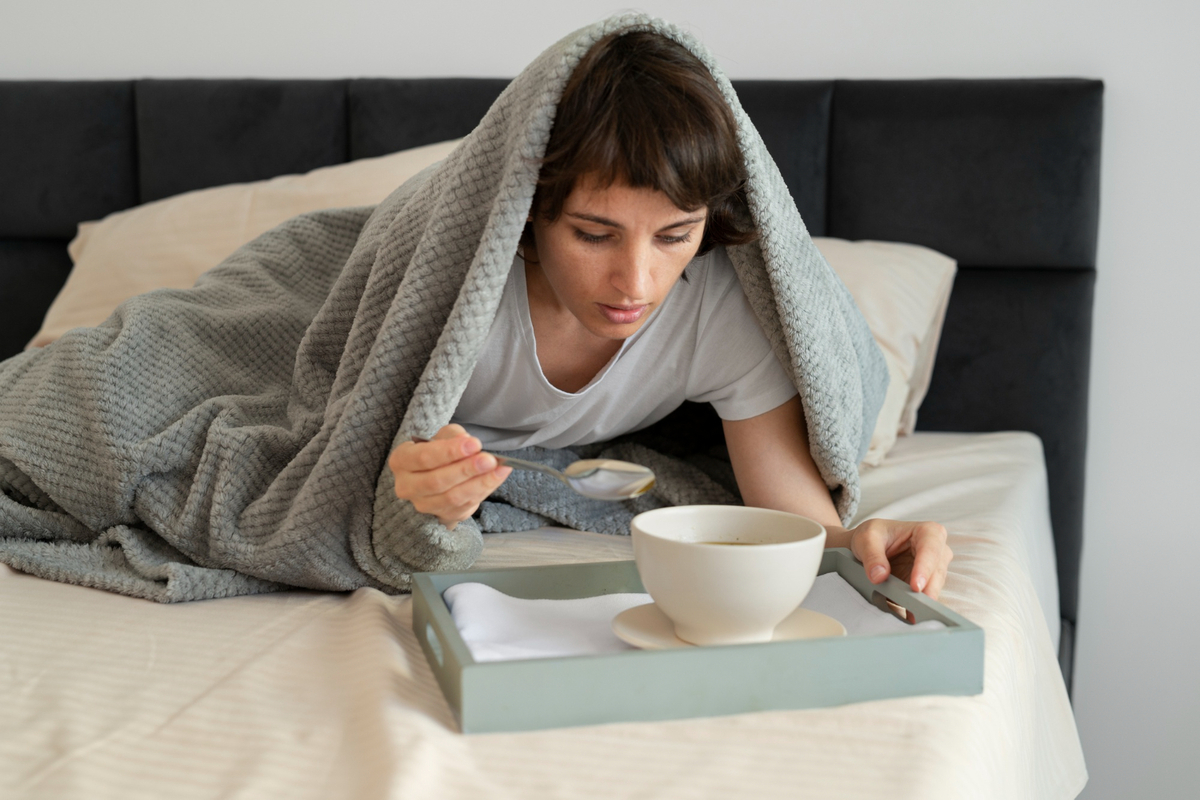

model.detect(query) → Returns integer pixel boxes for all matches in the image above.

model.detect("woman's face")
[526,175,707,341]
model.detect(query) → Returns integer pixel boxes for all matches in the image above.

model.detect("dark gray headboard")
[0,77,1102,690]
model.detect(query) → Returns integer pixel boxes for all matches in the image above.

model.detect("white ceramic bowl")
[630,505,826,646]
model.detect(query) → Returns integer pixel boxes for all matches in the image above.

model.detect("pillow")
[28,139,463,348]
[812,237,957,465]
[32,158,952,467]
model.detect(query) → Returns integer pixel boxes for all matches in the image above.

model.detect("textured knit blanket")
[0,14,886,602]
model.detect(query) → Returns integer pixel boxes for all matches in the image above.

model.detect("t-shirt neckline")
[514,255,662,399]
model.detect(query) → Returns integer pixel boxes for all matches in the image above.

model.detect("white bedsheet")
[0,431,1085,799]
[856,430,1062,652]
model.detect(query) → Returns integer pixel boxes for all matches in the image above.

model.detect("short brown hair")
[527,30,755,256]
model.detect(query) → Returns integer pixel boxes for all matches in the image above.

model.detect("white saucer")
[612,602,847,649]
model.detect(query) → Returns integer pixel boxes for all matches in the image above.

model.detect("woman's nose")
[611,243,652,298]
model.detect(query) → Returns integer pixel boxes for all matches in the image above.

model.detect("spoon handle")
[489,454,572,483]
[408,437,569,485]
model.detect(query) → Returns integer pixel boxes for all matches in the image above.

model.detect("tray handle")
[424,621,447,667]
[870,592,917,624]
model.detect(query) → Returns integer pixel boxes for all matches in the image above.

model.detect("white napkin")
[444,573,945,662]
[443,583,649,662]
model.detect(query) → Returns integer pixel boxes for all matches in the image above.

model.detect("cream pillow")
[812,237,957,465]
[29,139,463,348]
[33,158,952,467]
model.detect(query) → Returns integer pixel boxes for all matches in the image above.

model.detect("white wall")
[4,1,1199,797]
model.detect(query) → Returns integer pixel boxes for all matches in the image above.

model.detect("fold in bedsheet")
[0,432,1085,800]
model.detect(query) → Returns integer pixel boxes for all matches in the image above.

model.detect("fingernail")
[915,575,927,592]
[474,454,495,472]
[870,565,886,582]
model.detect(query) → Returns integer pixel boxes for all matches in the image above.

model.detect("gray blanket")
[0,14,886,602]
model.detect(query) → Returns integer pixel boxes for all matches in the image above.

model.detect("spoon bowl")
[512,455,656,500]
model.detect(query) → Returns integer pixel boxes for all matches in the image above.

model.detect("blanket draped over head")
[0,14,886,602]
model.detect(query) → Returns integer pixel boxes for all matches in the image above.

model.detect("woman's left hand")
[833,519,953,600]
[722,398,953,599]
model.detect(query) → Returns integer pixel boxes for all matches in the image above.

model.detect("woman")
[388,29,953,600]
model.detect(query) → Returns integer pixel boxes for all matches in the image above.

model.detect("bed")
[0,76,1100,798]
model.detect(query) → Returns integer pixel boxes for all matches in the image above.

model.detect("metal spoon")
[410,437,656,501]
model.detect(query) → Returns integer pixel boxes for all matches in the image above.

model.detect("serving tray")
[412,548,983,733]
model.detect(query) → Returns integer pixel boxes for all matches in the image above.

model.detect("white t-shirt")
[452,246,798,450]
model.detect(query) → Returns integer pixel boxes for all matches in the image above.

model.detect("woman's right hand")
[388,424,513,529]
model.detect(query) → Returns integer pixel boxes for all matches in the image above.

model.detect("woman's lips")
[597,303,648,325]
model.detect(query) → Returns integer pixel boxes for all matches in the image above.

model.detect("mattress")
[0,431,1085,799]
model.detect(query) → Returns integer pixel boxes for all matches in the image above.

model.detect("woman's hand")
[388,424,512,529]
[830,519,953,600]
[722,398,954,601]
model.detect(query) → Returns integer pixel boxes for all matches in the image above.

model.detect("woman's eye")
[659,231,693,245]
[574,229,610,244]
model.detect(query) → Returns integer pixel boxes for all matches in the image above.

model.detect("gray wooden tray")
[412,548,983,733]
